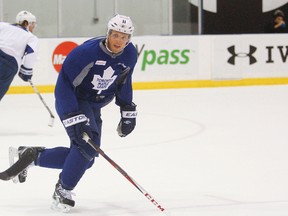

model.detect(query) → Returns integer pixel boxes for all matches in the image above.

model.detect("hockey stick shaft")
[82,133,167,214]
[28,79,55,119]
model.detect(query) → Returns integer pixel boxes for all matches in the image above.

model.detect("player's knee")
[76,143,98,161]
[74,132,100,161]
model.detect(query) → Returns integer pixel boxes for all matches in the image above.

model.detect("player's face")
[28,22,36,33]
[275,16,284,24]
[107,30,130,53]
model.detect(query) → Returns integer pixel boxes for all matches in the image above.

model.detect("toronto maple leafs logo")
[92,66,117,94]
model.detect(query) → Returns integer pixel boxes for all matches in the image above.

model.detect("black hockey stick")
[0,148,37,181]
[28,79,55,127]
[82,133,168,214]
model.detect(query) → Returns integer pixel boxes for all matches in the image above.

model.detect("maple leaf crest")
[91,66,117,94]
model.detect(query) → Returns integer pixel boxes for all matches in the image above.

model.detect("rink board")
[8,34,288,93]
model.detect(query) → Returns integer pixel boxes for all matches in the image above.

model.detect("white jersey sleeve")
[22,35,39,69]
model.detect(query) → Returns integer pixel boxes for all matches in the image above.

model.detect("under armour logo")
[227,45,257,65]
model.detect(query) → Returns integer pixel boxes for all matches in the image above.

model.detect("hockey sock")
[60,144,94,190]
[36,147,70,169]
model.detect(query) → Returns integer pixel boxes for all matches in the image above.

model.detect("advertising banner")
[132,36,199,81]
[9,34,288,90]
[212,34,288,80]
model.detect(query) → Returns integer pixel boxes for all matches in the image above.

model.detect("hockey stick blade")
[48,116,55,127]
[82,132,168,214]
[0,148,37,181]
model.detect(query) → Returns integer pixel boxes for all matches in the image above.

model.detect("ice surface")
[0,85,288,216]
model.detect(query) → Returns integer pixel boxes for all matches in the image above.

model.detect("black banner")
[188,0,288,34]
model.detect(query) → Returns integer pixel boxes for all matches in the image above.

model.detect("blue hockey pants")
[0,49,18,101]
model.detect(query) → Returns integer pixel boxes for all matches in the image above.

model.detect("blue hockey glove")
[62,112,93,145]
[18,65,33,82]
[117,103,137,137]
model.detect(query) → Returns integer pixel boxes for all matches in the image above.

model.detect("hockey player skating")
[8,14,138,212]
[0,10,38,101]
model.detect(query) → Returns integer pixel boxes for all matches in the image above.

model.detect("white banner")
[212,34,288,80]
[10,34,288,87]
[132,36,199,81]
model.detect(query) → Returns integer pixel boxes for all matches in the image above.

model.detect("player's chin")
[112,47,123,54]
[112,49,122,54]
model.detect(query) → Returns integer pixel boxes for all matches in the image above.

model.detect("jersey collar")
[12,24,28,32]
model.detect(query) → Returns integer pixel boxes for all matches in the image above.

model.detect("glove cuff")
[62,114,88,127]
[121,103,137,118]
[20,65,33,75]
[121,110,137,118]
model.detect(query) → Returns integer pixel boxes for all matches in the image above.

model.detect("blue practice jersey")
[55,37,138,118]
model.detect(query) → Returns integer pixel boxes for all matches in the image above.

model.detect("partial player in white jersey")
[0,10,38,101]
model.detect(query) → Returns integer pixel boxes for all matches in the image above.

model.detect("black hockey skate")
[8,146,45,183]
[51,180,75,213]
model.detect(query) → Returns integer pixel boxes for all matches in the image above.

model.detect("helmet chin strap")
[105,37,114,53]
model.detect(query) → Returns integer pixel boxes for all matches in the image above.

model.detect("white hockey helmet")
[16,10,36,25]
[107,14,134,35]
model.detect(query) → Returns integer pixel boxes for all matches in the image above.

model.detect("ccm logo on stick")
[145,193,165,212]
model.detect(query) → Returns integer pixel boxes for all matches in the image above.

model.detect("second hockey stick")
[0,148,37,181]
[28,79,55,127]
[82,133,168,215]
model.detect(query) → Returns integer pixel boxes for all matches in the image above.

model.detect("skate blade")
[8,147,19,183]
[51,200,72,213]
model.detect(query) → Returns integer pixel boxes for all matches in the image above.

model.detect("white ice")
[0,85,288,216]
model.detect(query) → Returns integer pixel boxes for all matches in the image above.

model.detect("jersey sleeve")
[22,35,39,69]
[115,68,133,106]
[115,44,138,107]
[54,47,87,118]
[55,70,80,119]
